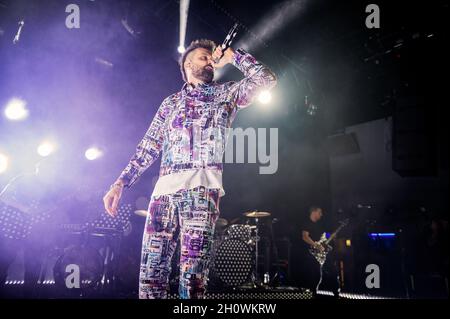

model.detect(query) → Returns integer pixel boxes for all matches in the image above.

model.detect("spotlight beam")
[214,0,307,81]
[235,0,306,52]
[179,0,190,53]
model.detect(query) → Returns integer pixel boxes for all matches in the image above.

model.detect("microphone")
[213,23,239,64]
[13,20,25,44]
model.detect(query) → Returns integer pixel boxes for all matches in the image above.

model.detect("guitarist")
[300,206,340,298]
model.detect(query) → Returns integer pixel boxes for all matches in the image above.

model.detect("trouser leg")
[139,194,178,299]
[176,187,220,299]
[322,256,340,296]
[301,252,321,292]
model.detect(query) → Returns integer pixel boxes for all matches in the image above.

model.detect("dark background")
[0,0,448,298]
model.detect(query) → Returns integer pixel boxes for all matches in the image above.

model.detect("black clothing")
[293,218,340,297]
[302,219,324,242]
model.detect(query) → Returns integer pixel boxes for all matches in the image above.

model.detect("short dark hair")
[179,39,216,82]
[309,206,322,215]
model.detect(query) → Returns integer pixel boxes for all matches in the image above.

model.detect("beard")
[192,65,214,83]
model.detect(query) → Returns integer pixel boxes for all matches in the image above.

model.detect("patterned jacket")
[119,48,277,188]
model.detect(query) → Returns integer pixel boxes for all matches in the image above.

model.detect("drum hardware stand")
[97,229,124,295]
[254,217,261,286]
[243,211,272,288]
[268,218,283,288]
[74,227,93,298]
[249,217,266,288]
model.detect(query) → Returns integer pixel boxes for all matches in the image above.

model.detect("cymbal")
[244,211,271,218]
[134,210,148,217]
[216,218,228,227]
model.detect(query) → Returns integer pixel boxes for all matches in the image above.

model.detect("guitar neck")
[325,225,344,244]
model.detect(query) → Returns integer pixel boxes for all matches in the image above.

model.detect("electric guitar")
[309,219,349,265]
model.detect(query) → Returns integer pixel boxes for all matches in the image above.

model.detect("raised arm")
[228,48,277,108]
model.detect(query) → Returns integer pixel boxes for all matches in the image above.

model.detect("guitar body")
[308,219,349,266]
[309,233,333,265]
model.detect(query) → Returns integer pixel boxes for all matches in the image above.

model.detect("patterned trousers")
[139,186,221,299]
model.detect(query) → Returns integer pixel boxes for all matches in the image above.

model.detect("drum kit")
[209,210,274,289]
[132,208,280,290]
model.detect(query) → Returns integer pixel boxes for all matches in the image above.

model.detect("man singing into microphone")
[103,39,277,299]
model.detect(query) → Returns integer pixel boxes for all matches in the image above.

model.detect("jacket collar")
[182,81,217,94]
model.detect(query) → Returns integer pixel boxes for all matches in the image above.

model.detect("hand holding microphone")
[212,23,239,68]
[212,46,235,69]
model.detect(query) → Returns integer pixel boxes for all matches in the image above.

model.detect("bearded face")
[184,48,215,83]
[191,63,214,83]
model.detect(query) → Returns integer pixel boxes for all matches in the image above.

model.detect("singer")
[103,38,277,299]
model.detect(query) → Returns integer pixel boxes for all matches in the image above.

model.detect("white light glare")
[4,97,29,120]
[0,153,8,174]
[37,141,55,157]
[177,45,186,53]
[258,90,272,104]
[85,147,103,160]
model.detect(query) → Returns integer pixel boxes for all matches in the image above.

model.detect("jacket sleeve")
[118,97,172,188]
[228,48,277,109]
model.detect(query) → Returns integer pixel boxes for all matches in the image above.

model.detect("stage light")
[234,0,304,52]
[37,141,55,157]
[346,239,351,247]
[4,97,29,121]
[258,90,272,104]
[369,233,395,238]
[0,153,8,174]
[85,147,103,160]
[178,0,190,55]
